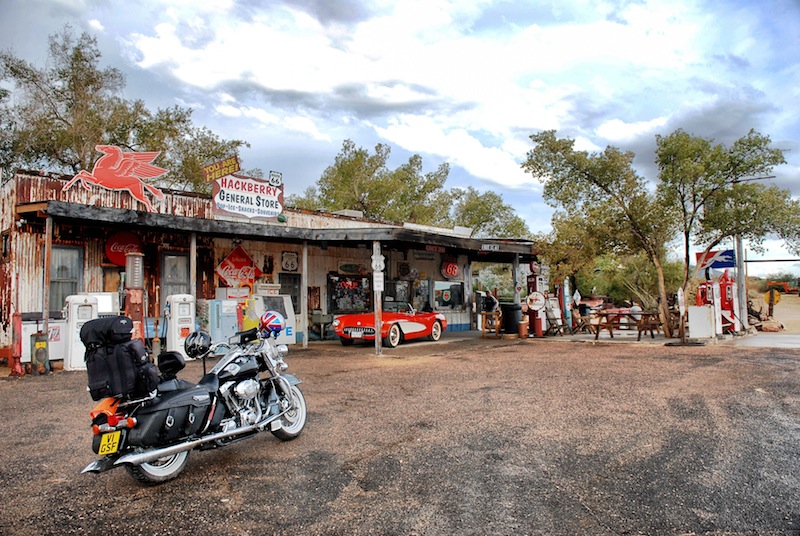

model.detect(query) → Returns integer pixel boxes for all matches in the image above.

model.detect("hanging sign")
[216,245,263,288]
[696,249,736,270]
[202,156,240,182]
[212,173,284,221]
[441,259,459,279]
[105,231,142,266]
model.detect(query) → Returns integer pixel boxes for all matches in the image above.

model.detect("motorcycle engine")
[230,379,263,426]
[234,379,260,400]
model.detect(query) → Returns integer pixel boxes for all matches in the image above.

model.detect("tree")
[288,140,533,239]
[655,128,795,288]
[450,186,530,238]
[287,139,453,225]
[522,130,678,336]
[0,26,246,191]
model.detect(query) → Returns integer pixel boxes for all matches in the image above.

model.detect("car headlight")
[332,319,340,328]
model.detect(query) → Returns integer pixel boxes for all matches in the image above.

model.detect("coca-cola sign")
[105,231,142,266]
[215,245,263,288]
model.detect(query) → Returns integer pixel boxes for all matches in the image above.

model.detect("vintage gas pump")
[165,294,196,359]
[718,270,741,332]
[526,261,547,337]
[696,276,725,335]
[64,294,98,371]
[124,252,146,341]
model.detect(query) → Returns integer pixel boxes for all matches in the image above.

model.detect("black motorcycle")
[81,310,307,485]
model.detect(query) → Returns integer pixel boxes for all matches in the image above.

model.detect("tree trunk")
[652,254,674,338]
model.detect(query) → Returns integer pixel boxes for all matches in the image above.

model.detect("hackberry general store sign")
[207,158,284,221]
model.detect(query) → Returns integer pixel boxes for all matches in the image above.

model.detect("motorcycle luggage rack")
[117,391,158,408]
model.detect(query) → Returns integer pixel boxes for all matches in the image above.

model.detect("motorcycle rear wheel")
[125,450,190,485]
[272,385,307,440]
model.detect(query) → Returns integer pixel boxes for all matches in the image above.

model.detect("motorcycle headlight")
[276,344,289,360]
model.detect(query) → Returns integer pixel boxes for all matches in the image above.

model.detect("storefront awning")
[25,200,537,263]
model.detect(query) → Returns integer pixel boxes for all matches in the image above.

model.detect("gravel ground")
[1,335,800,535]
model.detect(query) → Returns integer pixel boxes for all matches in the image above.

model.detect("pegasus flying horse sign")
[696,249,736,270]
[62,145,168,212]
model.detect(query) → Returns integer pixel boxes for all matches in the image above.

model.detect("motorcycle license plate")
[98,431,121,455]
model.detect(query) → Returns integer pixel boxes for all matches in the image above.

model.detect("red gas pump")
[718,270,737,332]
[696,280,713,306]
[526,262,545,337]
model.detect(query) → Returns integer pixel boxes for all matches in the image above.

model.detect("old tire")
[125,450,190,485]
[272,385,307,441]
[383,324,402,348]
[429,320,442,341]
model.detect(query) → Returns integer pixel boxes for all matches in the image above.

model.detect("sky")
[1,0,799,277]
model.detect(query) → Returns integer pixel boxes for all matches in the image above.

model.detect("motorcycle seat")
[157,378,196,393]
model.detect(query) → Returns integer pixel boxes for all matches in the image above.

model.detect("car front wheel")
[383,324,402,348]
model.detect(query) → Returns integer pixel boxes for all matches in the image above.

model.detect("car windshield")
[383,301,413,313]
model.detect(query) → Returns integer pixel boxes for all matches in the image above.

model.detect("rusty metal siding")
[15,231,45,314]
[15,172,216,219]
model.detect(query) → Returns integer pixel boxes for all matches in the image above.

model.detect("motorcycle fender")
[280,373,301,386]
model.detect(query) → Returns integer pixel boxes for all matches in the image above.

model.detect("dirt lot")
[1,328,800,535]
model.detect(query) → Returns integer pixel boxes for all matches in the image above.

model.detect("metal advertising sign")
[105,231,142,266]
[202,156,240,182]
[215,245,263,288]
[696,249,736,270]
[63,145,167,212]
[212,173,284,221]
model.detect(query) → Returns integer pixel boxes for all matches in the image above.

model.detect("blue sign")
[697,249,736,269]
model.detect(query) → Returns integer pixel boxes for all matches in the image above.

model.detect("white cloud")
[375,115,533,188]
[596,117,669,143]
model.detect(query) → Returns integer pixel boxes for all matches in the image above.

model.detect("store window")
[51,246,83,309]
[279,273,301,312]
[161,253,189,299]
[329,274,371,313]
[434,280,465,310]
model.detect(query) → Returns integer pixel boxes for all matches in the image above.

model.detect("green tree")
[0,26,246,191]
[288,140,532,238]
[287,139,453,225]
[655,128,794,288]
[450,186,530,238]
[522,130,678,336]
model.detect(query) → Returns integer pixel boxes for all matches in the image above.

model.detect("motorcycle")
[81,310,307,485]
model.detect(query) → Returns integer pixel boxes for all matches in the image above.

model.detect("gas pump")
[695,280,722,335]
[718,270,741,332]
[526,261,547,337]
[165,294,196,359]
[64,295,99,371]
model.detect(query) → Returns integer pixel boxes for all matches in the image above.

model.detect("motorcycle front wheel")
[272,385,307,441]
[125,450,190,485]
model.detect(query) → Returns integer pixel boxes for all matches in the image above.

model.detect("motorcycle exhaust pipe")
[111,412,285,467]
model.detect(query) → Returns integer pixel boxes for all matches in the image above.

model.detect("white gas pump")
[711,282,723,336]
[165,294,196,359]
[64,295,99,371]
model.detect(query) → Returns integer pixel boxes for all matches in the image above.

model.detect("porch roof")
[20,200,537,263]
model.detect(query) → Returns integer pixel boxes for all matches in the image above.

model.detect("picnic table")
[594,309,663,341]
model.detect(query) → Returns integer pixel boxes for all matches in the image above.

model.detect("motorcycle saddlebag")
[127,388,213,446]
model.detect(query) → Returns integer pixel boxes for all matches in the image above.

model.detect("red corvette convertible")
[332,301,447,347]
